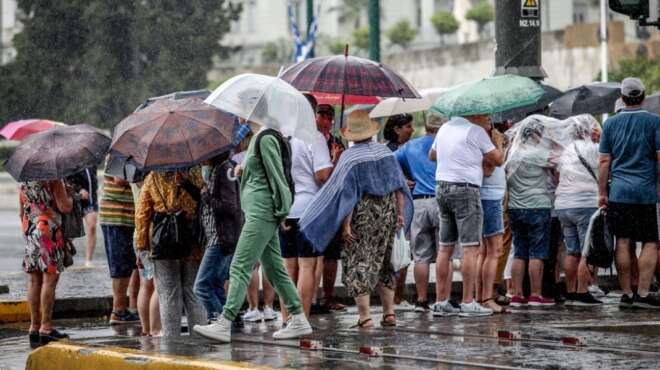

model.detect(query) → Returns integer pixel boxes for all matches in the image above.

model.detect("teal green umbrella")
[430,75,545,117]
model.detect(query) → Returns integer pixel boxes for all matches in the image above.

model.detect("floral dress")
[20,181,66,274]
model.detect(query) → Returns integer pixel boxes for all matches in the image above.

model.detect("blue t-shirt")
[481,166,506,200]
[599,108,660,204]
[394,135,436,196]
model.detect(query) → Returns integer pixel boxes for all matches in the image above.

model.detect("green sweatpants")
[222,216,302,320]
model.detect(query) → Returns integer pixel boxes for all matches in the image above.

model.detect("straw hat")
[340,110,380,142]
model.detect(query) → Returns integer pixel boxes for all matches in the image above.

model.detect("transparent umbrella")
[205,73,317,144]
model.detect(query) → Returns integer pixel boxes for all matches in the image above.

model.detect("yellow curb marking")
[0,300,30,323]
[27,342,278,370]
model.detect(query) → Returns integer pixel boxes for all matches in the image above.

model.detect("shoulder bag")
[150,182,193,260]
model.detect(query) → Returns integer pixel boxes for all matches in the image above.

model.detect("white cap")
[621,77,645,98]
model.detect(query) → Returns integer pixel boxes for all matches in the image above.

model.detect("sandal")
[351,318,373,328]
[480,297,507,314]
[495,295,512,306]
[380,314,396,327]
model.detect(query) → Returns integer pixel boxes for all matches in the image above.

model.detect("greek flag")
[288,1,319,62]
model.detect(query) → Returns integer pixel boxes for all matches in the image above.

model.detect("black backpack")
[254,129,296,203]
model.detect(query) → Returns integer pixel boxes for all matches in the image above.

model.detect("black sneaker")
[572,292,603,306]
[414,300,429,312]
[40,329,69,344]
[310,303,331,315]
[633,293,660,309]
[620,294,634,308]
[564,292,577,306]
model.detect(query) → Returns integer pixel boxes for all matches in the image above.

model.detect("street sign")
[521,0,539,18]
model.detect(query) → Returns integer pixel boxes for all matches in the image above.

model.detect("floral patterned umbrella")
[110,97,238,171]
[430,75,545,118]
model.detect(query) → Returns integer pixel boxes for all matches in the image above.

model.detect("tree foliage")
[386,19,417,49]
[0,0,241,129]
[352,27,370,51]
[465,1,494,35]
[431,10,459,44]
[610,57,660,94]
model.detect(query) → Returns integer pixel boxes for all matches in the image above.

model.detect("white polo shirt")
[431,116,495,186]
[288,132,333,219]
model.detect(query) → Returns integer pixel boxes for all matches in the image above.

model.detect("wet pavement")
[3,293,660,369]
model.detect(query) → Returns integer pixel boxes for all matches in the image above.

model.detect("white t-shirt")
[288,133,333,219]
[431,117,496,186]
[554,140,599,210]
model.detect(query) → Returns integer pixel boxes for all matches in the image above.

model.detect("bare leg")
[84,212,98,264]
[435,247,454,301]
[313,256,324,304]
[378,283,395,325]
[323,259,338,302]
[111,277,130,312]
[150,290,161,336]
[414,262,430,302]
[481,234,503,311]
[563,254,580,293]
[138,276,154,334]
[39,272,59,333]
[262,267,275,307]
[247,267,259,310]
[511,258,526,296]
[529,259,544,297]
[462,246,479,303]
[475,243,485,302]
[393,267,407,304]
[355,295,373,327]
[615,238,633,295]
[27,272,43,332]
[637,242,658,296]
[129,270,139,311]
[297,258,317,317]
[576,257,591,293]
[281,258,298,321]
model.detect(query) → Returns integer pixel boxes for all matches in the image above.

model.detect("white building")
[1,0,19,65]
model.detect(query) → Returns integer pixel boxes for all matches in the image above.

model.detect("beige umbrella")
[368,87,448,118]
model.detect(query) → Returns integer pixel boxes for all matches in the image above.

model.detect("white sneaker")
[193,316,232,342]
[242,308,263,322]
[394,300,415,312]
[431,300,460,317]
[263,306,277,321]
[272,313,313,340]
[459,301,493,317]
[588,285,608,297]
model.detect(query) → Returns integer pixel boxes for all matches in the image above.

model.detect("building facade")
[1,0,19,65]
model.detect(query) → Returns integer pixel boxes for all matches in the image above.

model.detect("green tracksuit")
[222,133,302,321]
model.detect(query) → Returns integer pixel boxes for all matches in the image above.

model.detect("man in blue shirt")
[599,77,660,309]
[394,113,446,312]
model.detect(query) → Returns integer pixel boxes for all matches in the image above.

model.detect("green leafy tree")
[610,57,660,94]
[329,0,370,29]
[262,42,280,63]
[352,27,370,51]
[386,19,417,49]
[0,0,241,129]
[431,10,460,45]
[466,1,494,38]
[326,39,349,55]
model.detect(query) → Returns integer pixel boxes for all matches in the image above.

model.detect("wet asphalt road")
[3,295,660,369]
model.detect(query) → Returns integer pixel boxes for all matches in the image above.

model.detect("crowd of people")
[18,76,660,346]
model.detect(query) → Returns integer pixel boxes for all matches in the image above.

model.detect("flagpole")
[600,0,609,122]
[307,0,315,58]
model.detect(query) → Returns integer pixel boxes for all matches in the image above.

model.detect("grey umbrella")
[549,82,621,119]
[492,84,562,123]
[642,92,660,115]
[5,124,110,181]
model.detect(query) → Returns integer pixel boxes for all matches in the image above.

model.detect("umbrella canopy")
[111,98,238,171]
[548,82,620,119]
[280,54,421,99]
[369,96,433,118]
[430,75,545,117]
[134,89,211,112]
[5,124,110,181]
[492,84,563,123]
[205,73,317,144]
[642,92,660,115]
[105,154,147,183]
[0,119,66,141]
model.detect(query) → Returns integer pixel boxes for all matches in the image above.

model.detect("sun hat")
[340,110,380,142]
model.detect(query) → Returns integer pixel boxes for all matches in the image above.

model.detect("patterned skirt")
[23,218,66,274]
[341,193,397,297]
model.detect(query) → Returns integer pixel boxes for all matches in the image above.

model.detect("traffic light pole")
[600,0,608,83]
[368,0,380,62]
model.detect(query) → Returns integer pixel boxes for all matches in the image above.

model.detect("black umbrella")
[642,92,660,115]
[549,82,621,119]
[5,124,110,181]
[492,84,562,123]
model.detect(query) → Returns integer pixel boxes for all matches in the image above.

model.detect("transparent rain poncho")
[504,114,601,206]
[205,73,318,144]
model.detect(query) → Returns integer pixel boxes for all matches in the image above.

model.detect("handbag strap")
[153,177,178,214]
[574,143,598,183]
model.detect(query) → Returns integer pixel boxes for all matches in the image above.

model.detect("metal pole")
[368,0,380,62]
[600,0,608,83]
[307,0,315,58]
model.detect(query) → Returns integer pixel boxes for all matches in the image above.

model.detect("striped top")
[99,175,135,227]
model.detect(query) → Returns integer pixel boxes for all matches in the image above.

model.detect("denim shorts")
[101,225,137,278]
[436,182,483,247]
[481,199,504,237]
[410,198,440,264]
[509,208,551,260]
[556,208,597,255]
